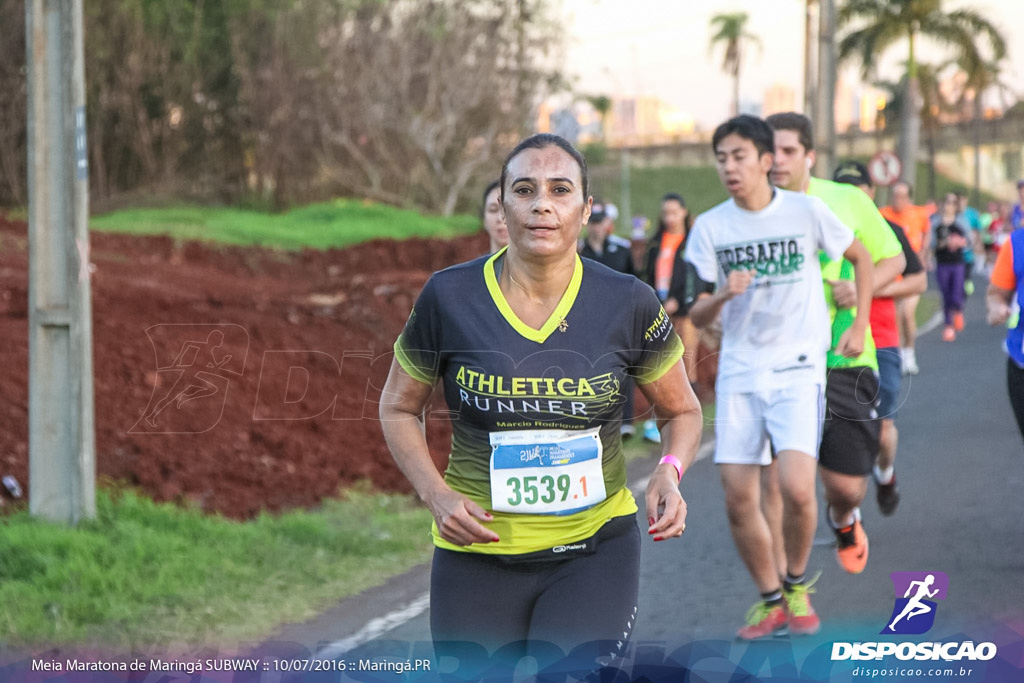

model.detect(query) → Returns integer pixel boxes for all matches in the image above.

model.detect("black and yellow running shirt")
[394,247,683,555]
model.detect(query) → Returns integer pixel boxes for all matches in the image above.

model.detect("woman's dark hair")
[499,133,589,200]
[650,192,694,243]
[480,179,500,219]
[711,114,775,158]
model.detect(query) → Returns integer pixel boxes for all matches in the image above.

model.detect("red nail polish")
[648,517,655,526]
[653,536,663,542]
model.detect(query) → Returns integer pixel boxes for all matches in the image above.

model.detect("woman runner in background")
[481,178,508,254]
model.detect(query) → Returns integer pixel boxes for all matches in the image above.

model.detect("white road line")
[315,437,717,658]
[918,310,944,337]
[315,593,431,659]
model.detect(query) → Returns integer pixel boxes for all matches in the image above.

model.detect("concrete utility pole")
[815,0,837,177]
[25,0,96,523]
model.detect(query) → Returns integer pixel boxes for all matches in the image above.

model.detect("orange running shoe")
[953,312,965,332]
[784,576,821,635]
[942,326,956,342]
[833,519,869,574]
[737,601,788,640]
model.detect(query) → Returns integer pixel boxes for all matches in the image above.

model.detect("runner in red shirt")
[833,161,927,515]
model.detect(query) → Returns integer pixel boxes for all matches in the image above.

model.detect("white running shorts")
[713,383,825,465]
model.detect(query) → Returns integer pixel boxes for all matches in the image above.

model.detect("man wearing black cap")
[580,201,635,276]
[580,201,639,436]
[833,160,927,516]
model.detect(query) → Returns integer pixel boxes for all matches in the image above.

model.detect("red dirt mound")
[0,215,489,518]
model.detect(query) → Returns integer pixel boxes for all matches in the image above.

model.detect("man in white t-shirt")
[686,115,874,640]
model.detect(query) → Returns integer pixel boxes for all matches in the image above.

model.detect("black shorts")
[819,367,881,476]
[430,514,640,665]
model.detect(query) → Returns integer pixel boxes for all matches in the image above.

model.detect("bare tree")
[309,0,561,215]
[0,0,27,207]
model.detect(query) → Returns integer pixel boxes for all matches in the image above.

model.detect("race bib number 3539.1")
[489,428,606,515]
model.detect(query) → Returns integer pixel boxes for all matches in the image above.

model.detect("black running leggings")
[1009,358,1024,442]
[430,516,640,665]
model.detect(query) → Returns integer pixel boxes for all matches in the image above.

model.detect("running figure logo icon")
[131,324,249,434]
[882,571,949,635]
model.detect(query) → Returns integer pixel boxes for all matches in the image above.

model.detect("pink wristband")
[659,454,683,482]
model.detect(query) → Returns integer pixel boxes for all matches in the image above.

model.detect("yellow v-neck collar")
[484,247,583,344]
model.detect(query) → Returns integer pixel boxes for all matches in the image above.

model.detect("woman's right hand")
[426,487,500,546]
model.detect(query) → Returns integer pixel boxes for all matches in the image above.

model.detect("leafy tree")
[837,0,1006,190]
[0,0,27,207]
[2,0,564,215]
[708,12,761,117]
[586,94,612,139]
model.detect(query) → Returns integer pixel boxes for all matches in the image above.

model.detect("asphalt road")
[268,281,1024,681]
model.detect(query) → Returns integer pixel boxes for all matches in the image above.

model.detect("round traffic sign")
[868,151,903,187]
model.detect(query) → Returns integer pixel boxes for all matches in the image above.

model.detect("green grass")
[0,486,433,650]
[85,162,1002,252]
[591,165,728,234]
[916,289,942,327]
[89,199,479,250]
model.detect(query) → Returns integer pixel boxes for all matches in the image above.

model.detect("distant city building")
[835,74,859,133]
[763,83,796,117]
[572,96,698,146]
[739,98,762,118]
[550,108,582,143]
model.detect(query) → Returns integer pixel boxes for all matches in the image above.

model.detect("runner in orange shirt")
[880,181,931,375]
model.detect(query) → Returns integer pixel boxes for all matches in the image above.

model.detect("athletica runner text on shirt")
[455,364,619,420]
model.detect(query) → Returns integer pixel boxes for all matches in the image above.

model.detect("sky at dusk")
[560,0,1024,130]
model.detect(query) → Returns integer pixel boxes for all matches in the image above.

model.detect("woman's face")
[482,186,508,249]
[942,194,959,214]
[661,198,687,232]
[502,146,590,259]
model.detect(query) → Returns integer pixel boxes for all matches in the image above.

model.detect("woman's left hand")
[644,464,687,541]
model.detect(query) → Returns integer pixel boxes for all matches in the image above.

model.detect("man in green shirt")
[765,113,905,577]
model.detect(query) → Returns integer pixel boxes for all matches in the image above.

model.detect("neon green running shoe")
[737,601,788,640]
[784,574,821,635]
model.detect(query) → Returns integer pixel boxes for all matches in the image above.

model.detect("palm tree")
[709,12,762,117]
[957,57,1014,205]
[875,61,956,200]
[837,0,1006,190]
